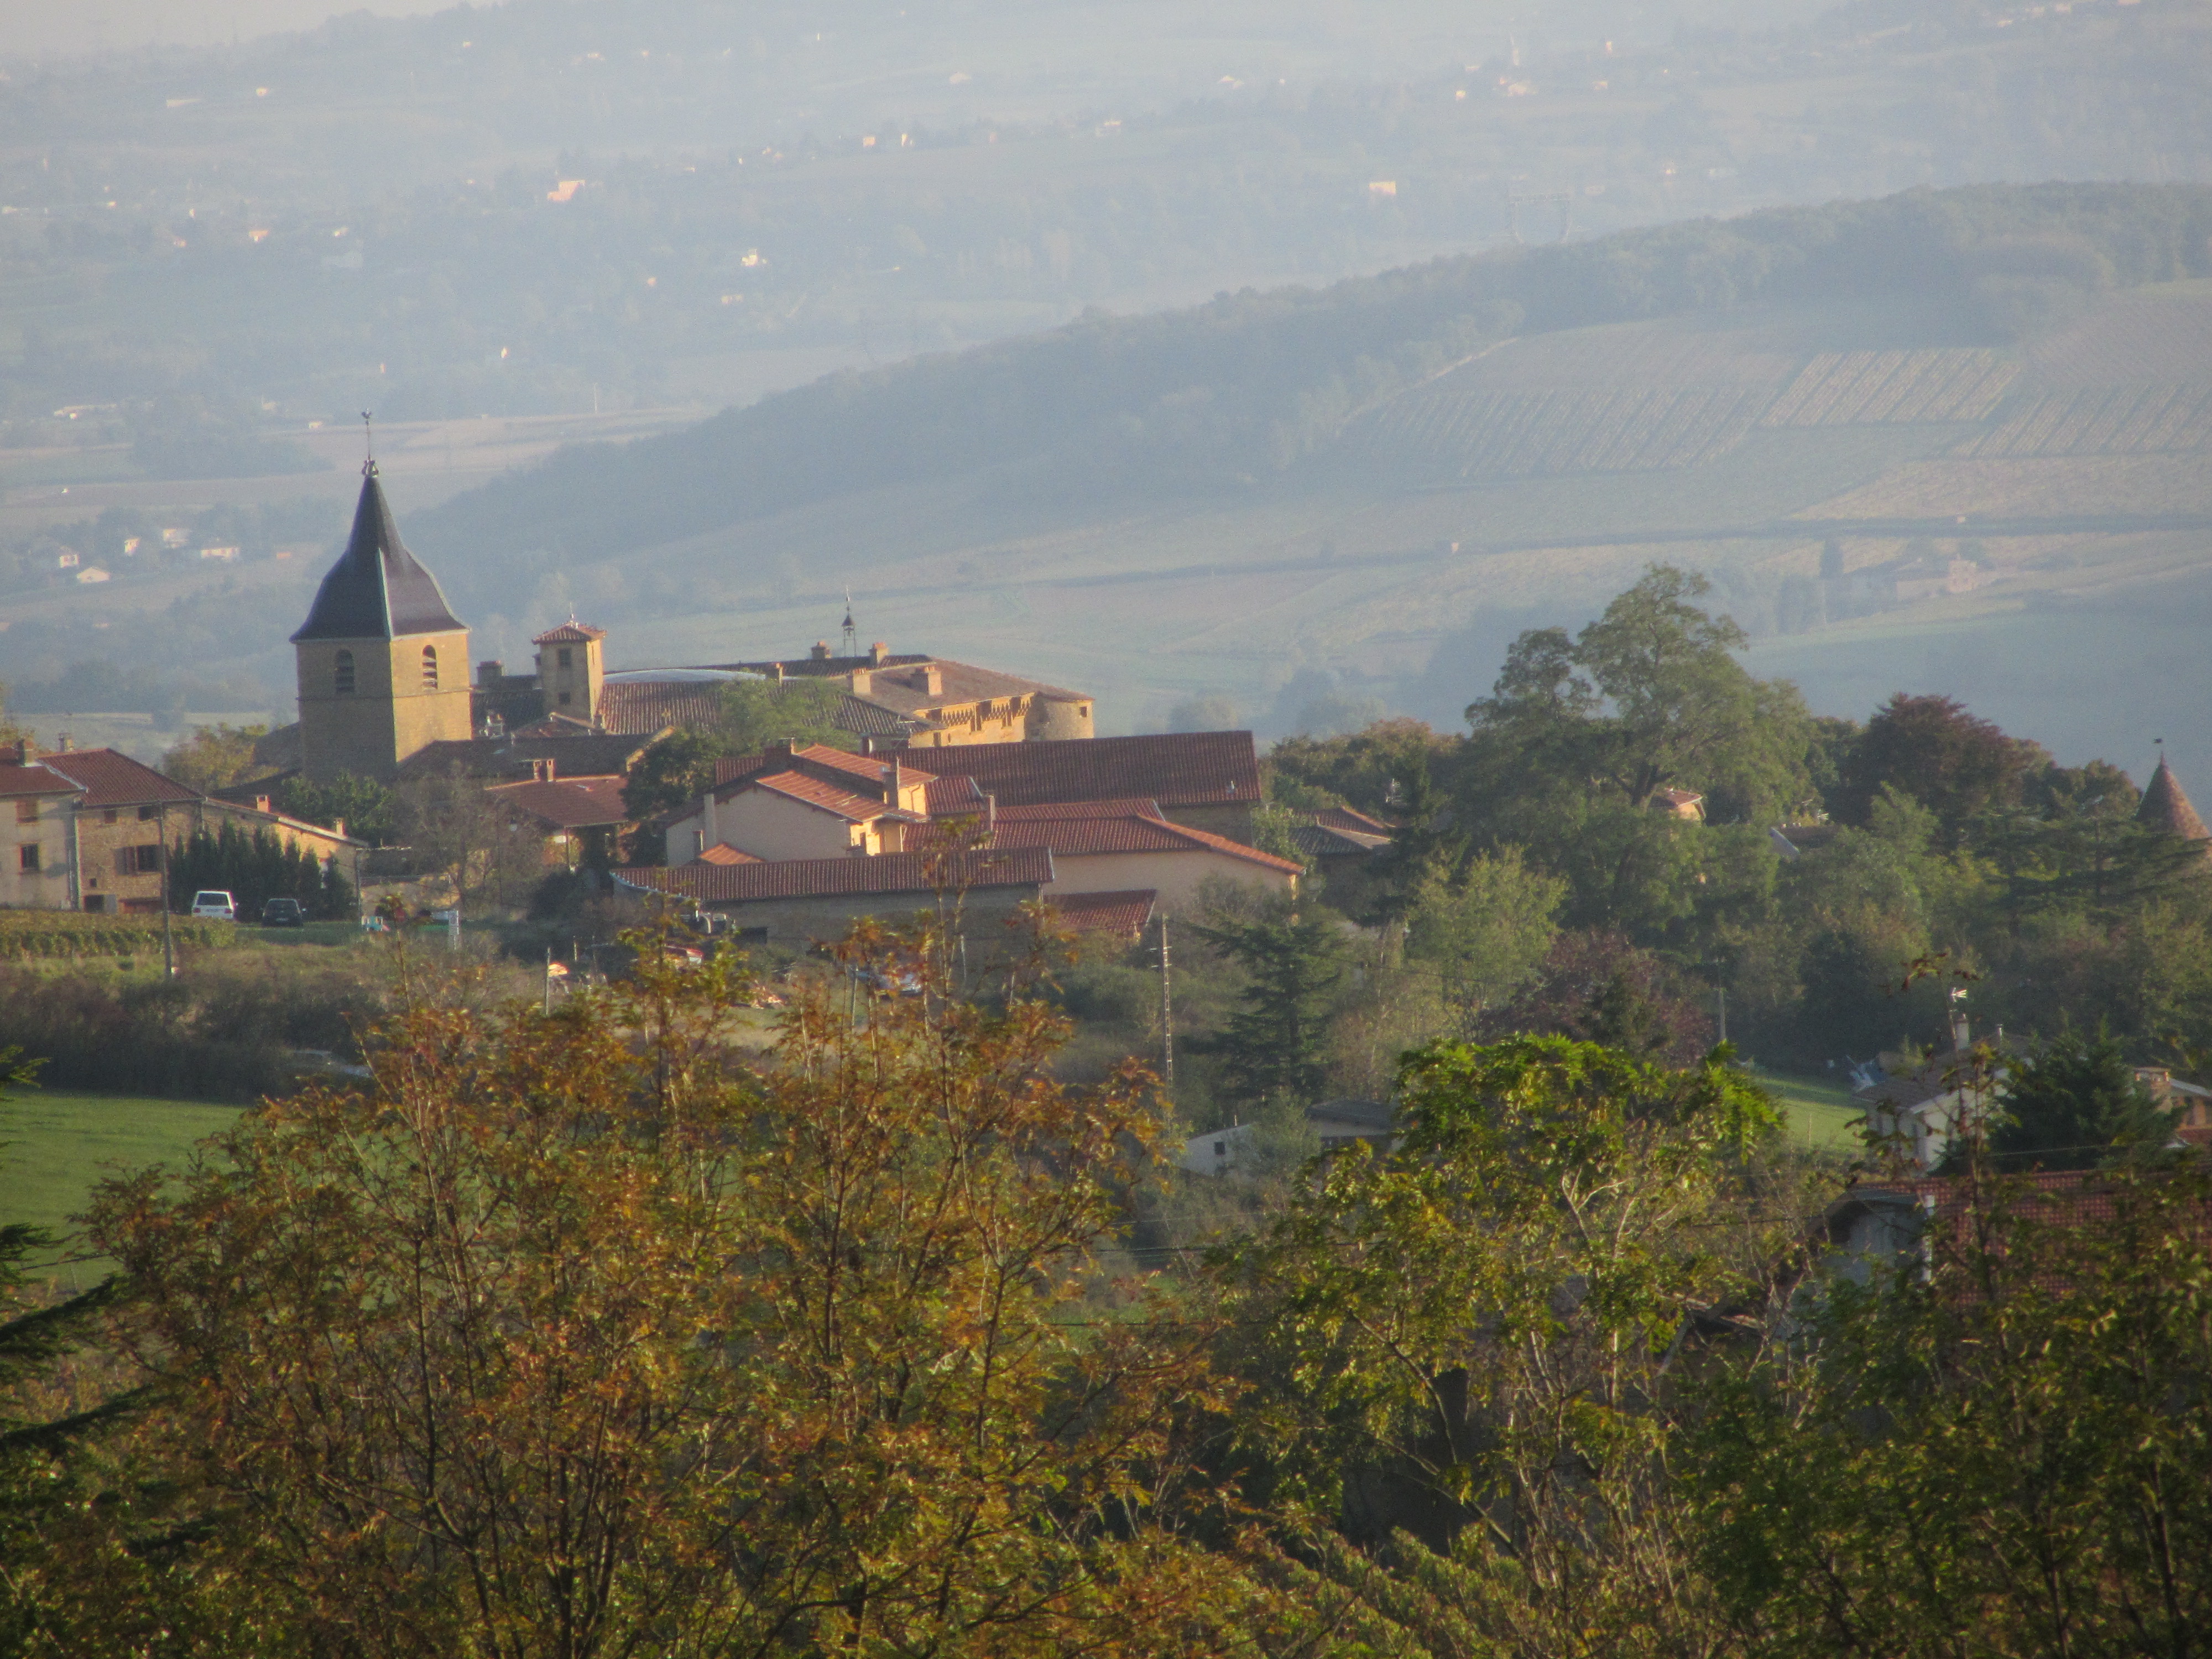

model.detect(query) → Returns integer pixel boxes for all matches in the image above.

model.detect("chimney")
[919,664,943,697]
[810,640,832,661]
[57,734,73,753]
[254,795,272,814]
[770,738,796,758]
[859,735,876,756]
[869,640,889,666]
[477,659,504,686]
[889,754,902,808]
[333,818,346,839]
[771,662,786,685]
[849,666,873,696]
[10,738,27,764]
[1948,989,1970,1053]
[985,791,997,836]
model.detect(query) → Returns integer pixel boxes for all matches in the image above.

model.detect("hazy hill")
[419,182,2212,566]
[385,181,2212,786]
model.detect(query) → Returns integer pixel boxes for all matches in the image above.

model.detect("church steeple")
[293,469,466,643]
[291,469,472,783]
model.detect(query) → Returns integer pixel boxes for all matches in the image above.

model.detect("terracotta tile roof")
[597,681,726,736]
[1315,806,1396,836]
[893,732,1259,810]
[749,770,901,823]
[533,620,607,644]
[39,748,200,808]
[697,843,763,865]
[987,807,1304,874]
[616,846,1053,904]
[710,744,931,800]
[484,775,632,830]
[2137,757,2210,842]
[924,775,988,815]
[1050,888,1157,940]
[0,760,83,798]
[835,696,924,738]
[993,798,1165,822]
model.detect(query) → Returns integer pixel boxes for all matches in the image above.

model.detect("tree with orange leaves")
[79,914,1270,1658]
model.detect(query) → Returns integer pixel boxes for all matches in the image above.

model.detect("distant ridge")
[414,182,2212,577]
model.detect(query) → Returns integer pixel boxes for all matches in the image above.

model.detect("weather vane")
[361,410,377,477]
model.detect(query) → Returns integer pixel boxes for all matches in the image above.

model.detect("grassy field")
[1755,1071,1866,1151]
[2,1091,244,1286]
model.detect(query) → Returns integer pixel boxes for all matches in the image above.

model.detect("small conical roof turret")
[2137,753,2210,842]
[291,467,466,643]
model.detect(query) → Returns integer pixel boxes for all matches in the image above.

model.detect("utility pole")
[158,799,175,977]
[1157,913,1175,1087]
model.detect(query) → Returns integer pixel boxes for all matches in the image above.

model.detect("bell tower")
[292,463,473,782]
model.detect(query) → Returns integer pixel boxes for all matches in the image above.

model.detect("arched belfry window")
[421,645,440,691]
[334,649,356,696]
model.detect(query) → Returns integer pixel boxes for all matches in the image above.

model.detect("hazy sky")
[5,0,453,56]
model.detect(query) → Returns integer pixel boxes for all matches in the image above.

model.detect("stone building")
[293,465,473,782]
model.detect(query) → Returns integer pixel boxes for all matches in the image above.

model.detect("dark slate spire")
[291,467,466,643]
[2136,754,2210,842]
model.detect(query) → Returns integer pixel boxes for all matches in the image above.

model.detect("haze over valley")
[4,0,2211,791]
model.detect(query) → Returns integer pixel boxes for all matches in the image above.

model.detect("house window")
[18,844,39,872]
[82,894,107,913]
[117,845,161,875]
[422,646,440,690]
[335,649,356,695]
[557,648,572,668]
[12,800,34,825]
[138,804,159,821]
[102,807,119,825]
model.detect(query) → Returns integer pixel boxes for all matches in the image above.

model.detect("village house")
[662,743,932,864]
[482,774,631,868]
[614,846,1056,948]
[980,800,1302,906]
[874,730,1262,844]
[0,739,363,912]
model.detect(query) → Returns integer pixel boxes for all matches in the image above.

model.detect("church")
[283,465,1097,784]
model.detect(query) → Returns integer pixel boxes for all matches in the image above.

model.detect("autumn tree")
[82,918,1264,1658]
[156,723,269,793]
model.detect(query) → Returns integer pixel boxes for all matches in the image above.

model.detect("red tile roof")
[993,798,1165,822]
[533,621,607,644]
[924,775,988,815]
[697,843,763,865]
[38,748,200,808]
[398,732,661,782]
[1316,805,1395,836]
[749,770,898,823]
[617,846,1053,904]
[711,743,932,800]
[892,732,1258,809]
[485,775,632,829]
[597,681,726,736]
[0,760,82,798]
[986,808,1303,874]
[1050,888,1158,940]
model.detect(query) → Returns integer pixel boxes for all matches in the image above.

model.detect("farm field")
[1,1091,244,1287]
[1756,1071,1866,1151]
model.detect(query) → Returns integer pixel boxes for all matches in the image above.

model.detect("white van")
[190,890,237,921]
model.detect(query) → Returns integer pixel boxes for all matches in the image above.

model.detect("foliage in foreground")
[41,922,1278,1657]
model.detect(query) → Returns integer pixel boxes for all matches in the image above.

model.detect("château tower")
[292,466,473,782]
[533,620,607,724]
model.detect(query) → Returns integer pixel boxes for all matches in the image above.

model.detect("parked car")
[190,890,237,921]
[262,896,305,928]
